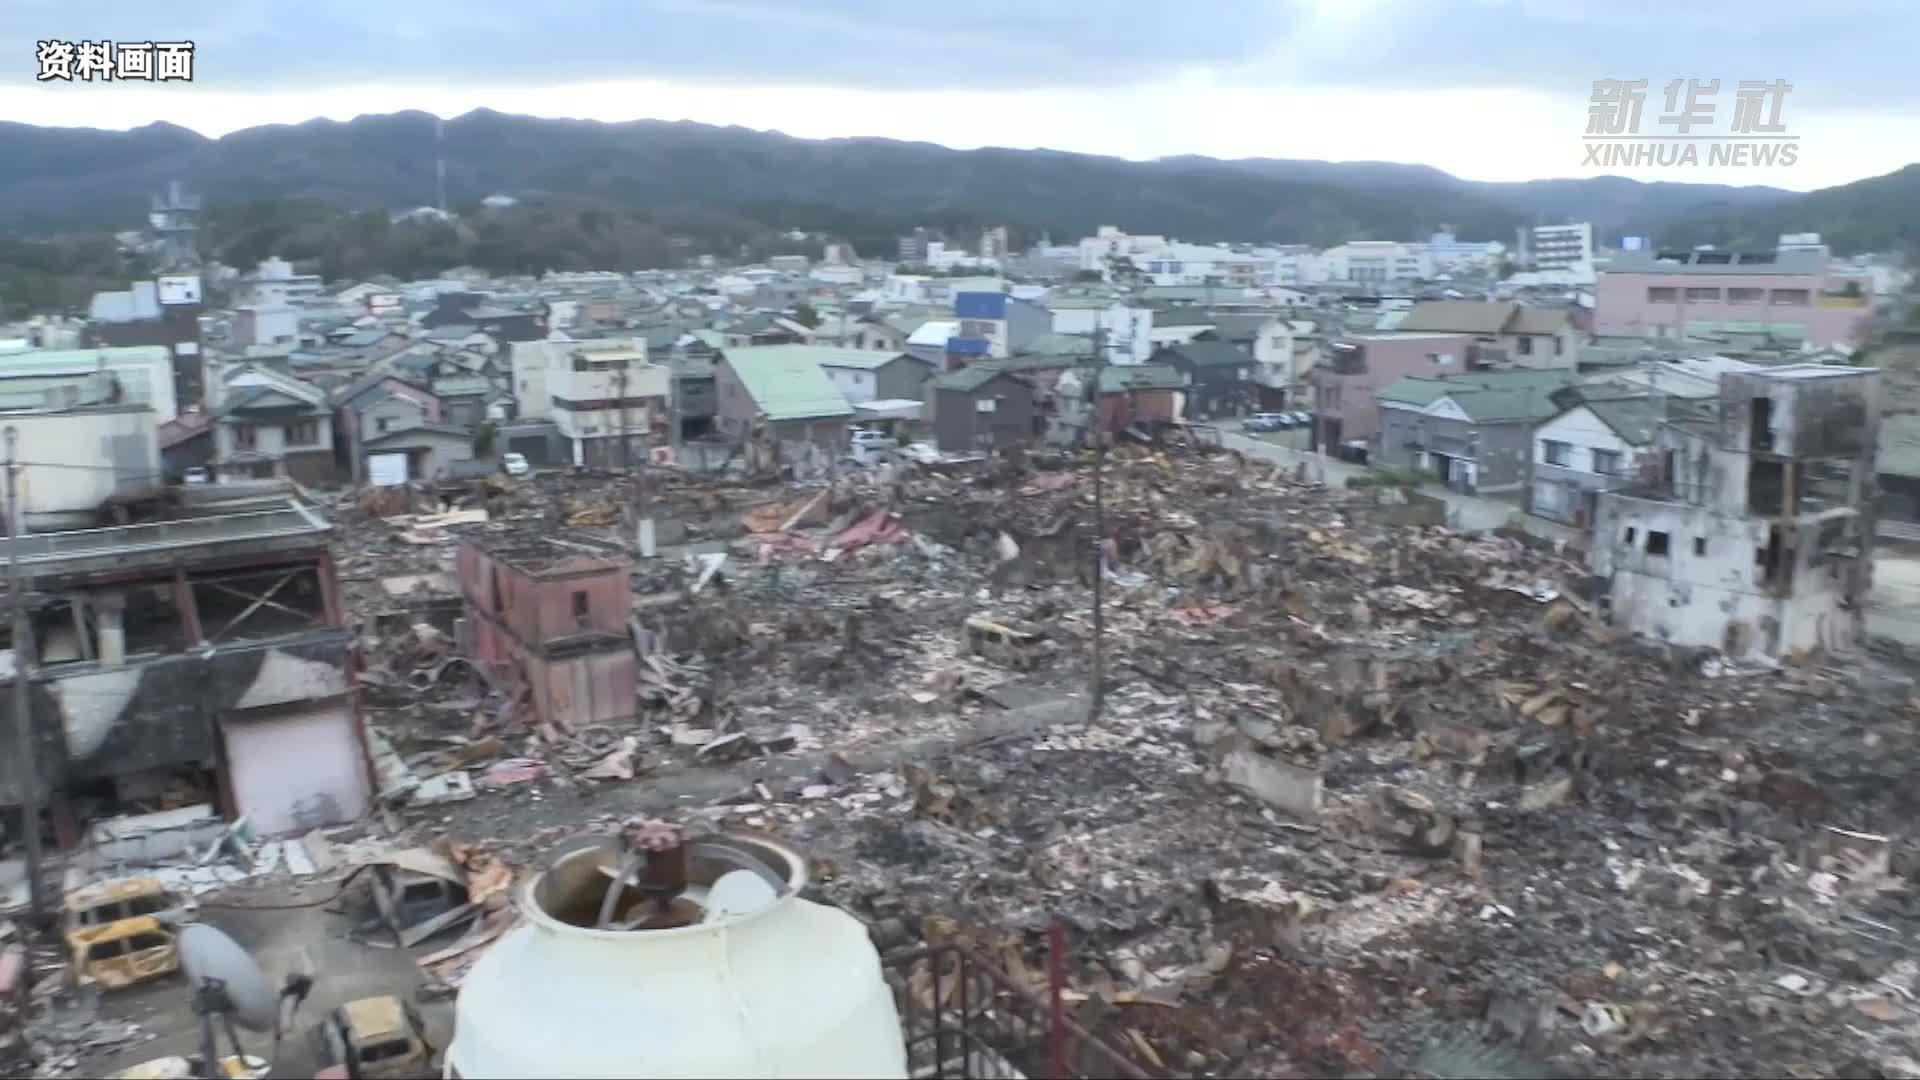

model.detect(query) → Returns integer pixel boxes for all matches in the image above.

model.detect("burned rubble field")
[345,450,1920,1080]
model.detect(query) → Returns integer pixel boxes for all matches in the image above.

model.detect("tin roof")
[721,345,854,422]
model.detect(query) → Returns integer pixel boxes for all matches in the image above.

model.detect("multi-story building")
[1375,369,1579,494]
[1593,249,1873,348]
[1321,242,1434,284]
[979,226,1010,262]
[1530,223,1596,282]
[1311,333,1474,453]
[208,364,337,485]
[1590,365,1880,658]
[1530,394,1661,527]
[547,340,673,468]
[951,291,1049,360]
[82,279,206,413]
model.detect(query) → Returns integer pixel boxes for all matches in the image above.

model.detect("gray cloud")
[7,0,1909,107]
[1274,0,1916,108]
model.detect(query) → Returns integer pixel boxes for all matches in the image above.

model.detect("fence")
[884,938,1151,1080]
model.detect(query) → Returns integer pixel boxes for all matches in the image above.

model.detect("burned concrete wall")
[1718,368,1880,460]
[0,630,354,804]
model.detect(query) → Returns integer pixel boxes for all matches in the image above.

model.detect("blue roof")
[947,337,991,356]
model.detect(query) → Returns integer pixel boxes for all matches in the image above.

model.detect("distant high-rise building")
[897,227,933,263]
[1530,222,1595,281]
[979,226,1010,261]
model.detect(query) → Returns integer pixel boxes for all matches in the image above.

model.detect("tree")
[789,303,820,328]
[473,422,497,457]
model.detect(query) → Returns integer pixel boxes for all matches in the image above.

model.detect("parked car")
[1289,411,1315,428]
[182,467,210,485]
[1242,413,1291,432]
[315,996,433,1080]
[848,429,899,465]
[501,452,530,477]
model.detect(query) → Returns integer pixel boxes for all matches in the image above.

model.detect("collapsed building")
[0,497,371,844]
[1591,365,1880,658]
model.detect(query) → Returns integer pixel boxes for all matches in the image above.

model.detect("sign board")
[368,453,409,487]
[156,275,202,306]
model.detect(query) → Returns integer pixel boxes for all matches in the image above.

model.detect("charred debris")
[89,444,1920,1078]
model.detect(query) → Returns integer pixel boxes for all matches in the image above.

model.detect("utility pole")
[1087,319,1109,727]
[5,428,46,924]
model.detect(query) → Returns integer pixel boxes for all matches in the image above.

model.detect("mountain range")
[0,109,1914,257]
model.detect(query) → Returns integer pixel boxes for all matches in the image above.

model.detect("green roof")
[721,345,854,421]
[1583,397,1659,446]
[1379,370,1578,423]
[1016,332,1096,359]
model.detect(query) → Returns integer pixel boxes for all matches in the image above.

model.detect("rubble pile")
[48,451,1914,1079]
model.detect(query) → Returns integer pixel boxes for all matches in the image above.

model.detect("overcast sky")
[4,0,1914,192]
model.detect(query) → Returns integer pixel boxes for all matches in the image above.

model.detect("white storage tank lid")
[446,824,908,1080]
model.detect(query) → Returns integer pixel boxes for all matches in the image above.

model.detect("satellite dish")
[178,924,277,1033]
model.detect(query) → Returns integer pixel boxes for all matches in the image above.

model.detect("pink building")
[1593,249,1872,348]
[458,534,636,733]
[1311,333,1473,453]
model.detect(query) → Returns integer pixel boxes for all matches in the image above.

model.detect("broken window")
[188,564,327,643]
[1646,531,1671,556]
[1750,397,1775,452]
[359,1039,412,1064]
[1757,526,1791,589]
[572,590,590,628]
[1749,460,1786,515]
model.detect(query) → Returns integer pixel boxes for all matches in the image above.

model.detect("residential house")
[210,365,337,485]
[814,349,937,405]
[1151,341,1257,420]
[927,365,1037,454]
[1591,365,1880,657]
[419,292,488,329]
[1053,363,1189,443]
[458,534,637,733]
[360,425,476,485]
[1531,396,1661,526]
[1311,333,1475,454]
[1373,369,1580,494]
[849,315,918,353]
[1209,313,1300,408]
[905,320,959,366]
[1145,307,1219,349]
[714,345,854,446]
[1392,300,1580,369]
[432,375,495,429]
[1594,249,1872,349]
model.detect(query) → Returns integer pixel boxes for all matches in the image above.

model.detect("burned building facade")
[0,500,371,842]
[456,534,637,733]
[1590,365,1879,658]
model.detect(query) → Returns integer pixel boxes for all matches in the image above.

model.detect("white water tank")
[446,832,907,1079]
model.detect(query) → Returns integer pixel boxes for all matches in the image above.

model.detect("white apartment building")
[546,339,673,467]
[1321,242,1434,283]
[1530,223,1596,283]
